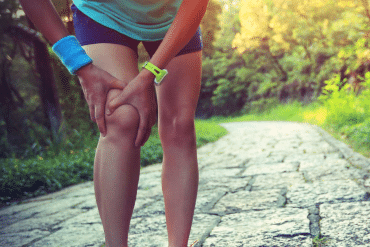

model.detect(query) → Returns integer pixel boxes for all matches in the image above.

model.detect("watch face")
[154,69,168,85]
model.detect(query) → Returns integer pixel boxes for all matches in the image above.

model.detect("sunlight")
[303,107,328,125]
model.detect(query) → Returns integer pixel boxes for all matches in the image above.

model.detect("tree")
[215,0,241,52]
[200,0,222,57]
[232,0,368,97]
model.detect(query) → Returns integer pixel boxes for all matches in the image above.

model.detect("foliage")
[48,47,93,133]
[195,119,228,146]
[215,0,241,52]
[0,129,98,203]
[197,0,370,118]
[0,0,19,39]
[319,72,370,130]
[312,235,328,247]
[314,71,370,154]
[200,0,222,57]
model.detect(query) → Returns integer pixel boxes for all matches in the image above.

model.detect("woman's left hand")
[107,72,157,147]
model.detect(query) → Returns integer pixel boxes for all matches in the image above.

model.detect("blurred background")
[1,0,370,204]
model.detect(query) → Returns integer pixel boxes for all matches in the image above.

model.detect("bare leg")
[156,51,202,247]
[83,44,140,247]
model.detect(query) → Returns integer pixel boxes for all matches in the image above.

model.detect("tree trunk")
[34,37,65,143]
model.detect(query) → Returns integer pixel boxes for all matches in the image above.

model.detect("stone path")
[1,121,370,247]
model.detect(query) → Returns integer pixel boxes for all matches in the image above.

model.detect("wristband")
[52,35,93,75]
[142,61,168,85]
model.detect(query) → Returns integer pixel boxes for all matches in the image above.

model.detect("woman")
[19,0,209,246]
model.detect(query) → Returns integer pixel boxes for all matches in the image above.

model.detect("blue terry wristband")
[52,35,93,75]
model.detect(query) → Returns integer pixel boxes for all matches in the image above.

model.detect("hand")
[76,63,127,136]
[107,73,157,147]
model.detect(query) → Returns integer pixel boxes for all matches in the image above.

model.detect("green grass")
[140,120,228,167]
[209,101,308,123]
[312,236,328,247]
[211,101,370,159]
[195,119,228,146]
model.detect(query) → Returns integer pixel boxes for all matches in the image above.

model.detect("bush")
[320,73,370,130]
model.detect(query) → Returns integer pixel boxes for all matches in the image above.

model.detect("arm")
[18,0,69,44]
[139,0,210,83]
[18,0,126,136]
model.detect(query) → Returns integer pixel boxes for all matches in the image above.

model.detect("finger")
[141,127,152,147]
[135,113,149,147]
[89,105,96,122]
[150,112,158,128]
[95,104,106,136]
[143,113,156,146]
[107,92,127,116]
[109,79,127,90]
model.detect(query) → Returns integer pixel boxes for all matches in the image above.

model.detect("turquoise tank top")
[72,0,183,41]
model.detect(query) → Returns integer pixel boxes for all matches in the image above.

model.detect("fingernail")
[106,109,111,115]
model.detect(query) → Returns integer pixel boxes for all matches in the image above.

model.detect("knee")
[160,113,196,146]
[105,91,139,139]
[106,105,139,134]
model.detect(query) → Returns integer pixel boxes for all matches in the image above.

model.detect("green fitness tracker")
[142,61,168,85]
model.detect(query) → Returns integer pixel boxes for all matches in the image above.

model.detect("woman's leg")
[82,44,140,247]
[156,51,202,247]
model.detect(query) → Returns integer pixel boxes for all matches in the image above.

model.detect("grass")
[313,235,328,247]
[210,101,370,159]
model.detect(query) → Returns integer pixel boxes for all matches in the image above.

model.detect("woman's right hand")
[75,63,127,136]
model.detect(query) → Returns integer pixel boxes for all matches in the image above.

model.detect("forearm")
[19,0,69,44]
[145,0,209,74]
[19,0,94,76]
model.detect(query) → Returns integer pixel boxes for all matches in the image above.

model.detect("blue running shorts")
[71,4,203,58]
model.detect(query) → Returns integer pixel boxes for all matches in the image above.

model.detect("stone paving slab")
[247,155,285,165]
[0,229,51,247]
[298,141,339,154]
[252,172,305,190]
[198,176,251,192]
[134,188,229,217]
[128,213,219,247]
[284,154,325,163]
[320,201,370,246]
[210,189,284,214]
[203,208,311,247]
[299,159,349,171]
[29,222,105,247]
[242,162,299,176]
[199,168,243,177]
[0,207,83,234]
[287,180,368,208]
[1,121,370,247]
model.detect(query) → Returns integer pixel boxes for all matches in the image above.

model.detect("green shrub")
[320,73,370,130]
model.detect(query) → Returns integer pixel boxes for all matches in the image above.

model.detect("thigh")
[156,51,202,123]
[82,43,139,84]
[82,44,140,131]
